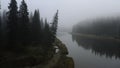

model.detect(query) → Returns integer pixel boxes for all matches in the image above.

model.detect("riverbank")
[53,38,74,68]
[71,32,120,42]
[32,38,74,68]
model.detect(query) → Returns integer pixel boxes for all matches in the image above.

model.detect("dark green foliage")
[0,10,1,27]
[7,0,18,46]
[18,0,30,44]
[0,0,59,67]
[0,11,7,49]
[0,12,1,27]
[51,10,59,42]
[0,11,1,41]
[51,10,59,35]
[43,19,52,44]
[29,12,33,23]
[31,10,42,42]
[40,18,44,30]
[1,10,7,41]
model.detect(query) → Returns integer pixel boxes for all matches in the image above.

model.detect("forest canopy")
[0,0,59,67]
[72,17,120,38]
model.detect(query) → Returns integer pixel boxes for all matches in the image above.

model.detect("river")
[57,32,120,68]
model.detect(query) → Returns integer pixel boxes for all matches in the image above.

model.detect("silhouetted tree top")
[18,0,30,43]
[7,0,18,42]
[8,0,18,22]
[19,0,29,21]
[31,9,42,42]
[51,10,59,36]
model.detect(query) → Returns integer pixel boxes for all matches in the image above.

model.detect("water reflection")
[72,34,120,59]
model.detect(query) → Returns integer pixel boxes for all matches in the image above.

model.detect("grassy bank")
[71,32,120,42]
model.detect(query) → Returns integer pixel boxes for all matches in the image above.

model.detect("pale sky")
[1,0,120,29]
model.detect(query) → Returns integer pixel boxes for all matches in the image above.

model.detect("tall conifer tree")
[0,10,1,42]
[51,10,58,35]
[19,0,29,43]
[7,0,18,45]
[32,10,41,42]
[44,19,50,43]
[51,10,59,42]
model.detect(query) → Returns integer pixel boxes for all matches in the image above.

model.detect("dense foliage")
[0,0,59,66]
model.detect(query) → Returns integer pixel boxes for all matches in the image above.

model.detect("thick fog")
[1,0,120,29]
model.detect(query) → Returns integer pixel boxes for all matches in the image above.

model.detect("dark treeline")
[0,0,58,64]
[73,17,120,38]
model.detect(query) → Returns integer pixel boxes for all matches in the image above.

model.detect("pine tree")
[51,10,59,42]
[41,18,44,30]
[32,10,41,42]
[29,12,33,23]
[0,12,1,28]
[0,3,1,30]
[7,0,18,45]
[29,12,33,42]
[0,4,2,49]
[19,0,30,44]
[2,10,7,41]
[0,10,1,42]
[44,19,50,43]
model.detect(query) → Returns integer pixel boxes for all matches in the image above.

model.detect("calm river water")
[57,32,120,68]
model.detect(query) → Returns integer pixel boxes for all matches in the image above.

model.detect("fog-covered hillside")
[73,17,120,38]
